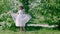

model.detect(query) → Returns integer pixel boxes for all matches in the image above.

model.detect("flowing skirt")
[10,12,31,27]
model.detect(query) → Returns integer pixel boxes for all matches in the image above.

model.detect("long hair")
[18,6,24,10]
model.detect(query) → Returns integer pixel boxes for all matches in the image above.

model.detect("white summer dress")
[10,9,31,27]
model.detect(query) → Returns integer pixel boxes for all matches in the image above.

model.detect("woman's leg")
[23,26,25,31]
[20,27,23,31]
[20,26,26,31]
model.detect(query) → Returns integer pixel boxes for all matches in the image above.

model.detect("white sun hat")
[18,3,23,6]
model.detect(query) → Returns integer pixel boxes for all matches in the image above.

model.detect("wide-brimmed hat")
[18,3,23,6]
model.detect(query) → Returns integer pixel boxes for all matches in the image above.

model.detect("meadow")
[0,27,60,34]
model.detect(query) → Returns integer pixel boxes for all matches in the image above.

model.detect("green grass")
[0,28,60,34]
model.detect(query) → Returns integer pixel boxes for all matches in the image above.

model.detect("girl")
[10,5,31,31]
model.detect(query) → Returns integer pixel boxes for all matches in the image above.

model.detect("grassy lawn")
[0,27,60,34]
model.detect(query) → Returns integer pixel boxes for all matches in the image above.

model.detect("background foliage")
[0,0,60,30]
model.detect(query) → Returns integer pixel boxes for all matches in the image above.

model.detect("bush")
[0,0,60,30]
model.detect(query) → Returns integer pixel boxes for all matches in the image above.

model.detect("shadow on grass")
[8,23,42,32]
[2,23,42,32]
[8,26,42,32]
[25,26,42,31]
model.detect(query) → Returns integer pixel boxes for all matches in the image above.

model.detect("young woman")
[10,5,31,31]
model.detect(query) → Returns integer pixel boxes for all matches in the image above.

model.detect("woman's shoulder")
[22,9,25,11]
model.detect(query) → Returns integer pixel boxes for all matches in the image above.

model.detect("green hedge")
[0,0,60,30]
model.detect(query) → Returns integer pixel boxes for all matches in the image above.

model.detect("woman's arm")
[23,9,27,14]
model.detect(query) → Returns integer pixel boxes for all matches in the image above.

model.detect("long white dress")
[10,9,31,27]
